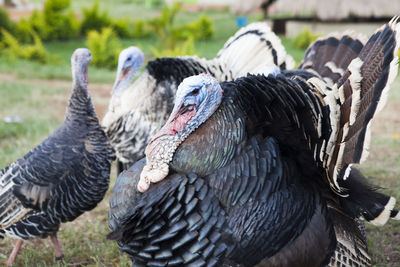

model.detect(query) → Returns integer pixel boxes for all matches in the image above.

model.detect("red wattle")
[146,109,196,153]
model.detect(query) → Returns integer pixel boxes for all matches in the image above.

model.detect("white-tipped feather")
[343,164,353,181]
[255,64,281,77]
[324,61,345,76]
[359,121,372,163]
[217,22,295,77]
[346,58,363,125]
[369,197,396,226]
[392,211,400,220]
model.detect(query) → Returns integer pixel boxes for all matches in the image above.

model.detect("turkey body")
[0,91,112,239]
[109,73,348,266]
[102,22,295,172]
[0,48,114,265]
[109,20,400,266]
[110,135,336,266]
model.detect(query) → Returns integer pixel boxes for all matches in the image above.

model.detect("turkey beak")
[167,102,196,124]
[112,67,131,96]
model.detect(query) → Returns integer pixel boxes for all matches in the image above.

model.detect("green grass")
[0,81,63,164]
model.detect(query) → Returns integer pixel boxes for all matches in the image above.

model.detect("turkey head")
[138,74,223,192]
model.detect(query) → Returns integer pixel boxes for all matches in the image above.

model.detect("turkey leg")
[50,233,63,261]
[6,239,23,267]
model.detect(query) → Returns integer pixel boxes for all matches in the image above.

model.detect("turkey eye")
[191,88,200,95]
[127,56,132,61]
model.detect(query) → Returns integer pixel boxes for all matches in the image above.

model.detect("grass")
[1,1,399,266]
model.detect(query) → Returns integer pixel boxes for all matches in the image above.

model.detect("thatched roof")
[271,0,400,20]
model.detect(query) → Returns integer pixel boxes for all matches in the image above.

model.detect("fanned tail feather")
[327,17,400,192]
[321,17,400,225]
[216,22,295,78]
[299,31,366,86]
[338,166,396,226]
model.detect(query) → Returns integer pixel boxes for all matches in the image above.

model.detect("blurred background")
[0,0,399,266]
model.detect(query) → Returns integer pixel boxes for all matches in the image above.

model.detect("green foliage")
[176,14,214,41]
[148,3,205,57]
[14,0,79,42]
[44,0,70,11]
[86,27,121,69]
[131,19,151,38]
[112,18,131,38]
[292,28,319,50]
[27,10,49,40]
[0,29,21,57]
[151,36,195,57]
[0,29,50,63]
[0,7,16,39]
[15,19,34,43]
[42,0,79,40]
[397,48,400,66]
[80,1,112,35]
[148,2,181,42]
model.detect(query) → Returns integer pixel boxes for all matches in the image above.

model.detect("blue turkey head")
[138,74,224,192]
[112,46,144,98]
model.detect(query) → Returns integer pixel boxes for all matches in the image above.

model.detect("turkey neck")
[65,87,96,123]
[170,90,247,176]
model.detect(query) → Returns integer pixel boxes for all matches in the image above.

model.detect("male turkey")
[108,18,400,266]
[0,48,113,266]
[102,22,295,173]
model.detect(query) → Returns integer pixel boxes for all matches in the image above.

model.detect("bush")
[15,19,34,43]
[176,14,214,41]
[292,29,319,49]
[42,0,79,40]
[20,0,79,42]
[148,3,203,57]
[80,1,112,35]
[27,10,49,40]
[0,7,16,39]
[86,27,121,69]
[0,29,50,63]
[112,18,130,38]
[131,19,151,38]
[151,37,196,57]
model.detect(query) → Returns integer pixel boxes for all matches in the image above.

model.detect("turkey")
[106,46,145,116]
[0,48,113,266]
[102,22,295,174]
[108,18,400,266]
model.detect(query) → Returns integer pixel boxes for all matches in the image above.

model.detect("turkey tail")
[299,31,366,85]
[323,18,400,224]
[216,22,295,78]
[338,166,396,226]
[326,17,400,190]
[328,206,371,266]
